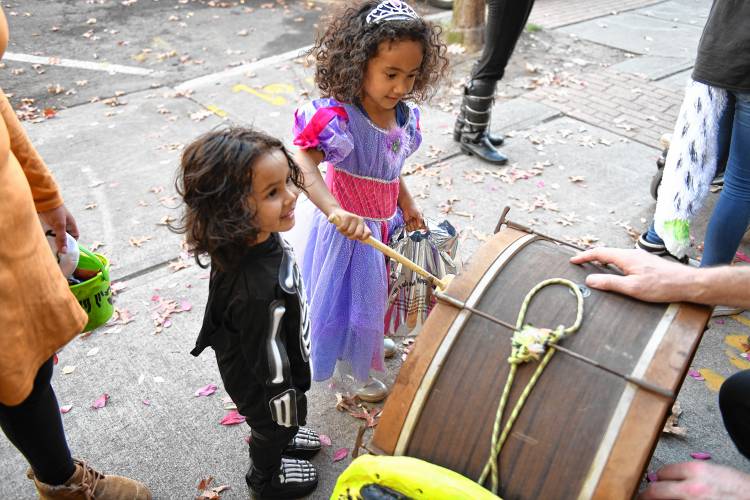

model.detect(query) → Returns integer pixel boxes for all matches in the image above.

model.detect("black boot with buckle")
[454,79,508,165]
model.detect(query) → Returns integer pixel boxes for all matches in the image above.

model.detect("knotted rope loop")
[479,278,585,495]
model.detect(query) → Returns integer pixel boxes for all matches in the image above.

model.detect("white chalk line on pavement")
[3,52,155,76]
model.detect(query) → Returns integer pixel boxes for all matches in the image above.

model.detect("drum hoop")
[394,232,539,455]
[578,303,679,499]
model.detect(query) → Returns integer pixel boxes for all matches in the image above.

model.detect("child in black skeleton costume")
[175,128,320,499]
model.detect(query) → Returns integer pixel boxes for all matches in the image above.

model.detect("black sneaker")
[247,457,318,499]
[636,233,689,264]
[282,427,321,459]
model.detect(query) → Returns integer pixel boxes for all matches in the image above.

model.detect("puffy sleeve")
[293,98,354,164]
[406,105,422,157]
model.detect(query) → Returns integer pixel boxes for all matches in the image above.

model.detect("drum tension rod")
[434,291,674,399]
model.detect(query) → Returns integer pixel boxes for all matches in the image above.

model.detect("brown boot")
[28,459,152,500]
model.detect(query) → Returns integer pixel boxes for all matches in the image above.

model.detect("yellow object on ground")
[330,455,499,500]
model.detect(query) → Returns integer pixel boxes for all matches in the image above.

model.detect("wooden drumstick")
[327,213,451,291]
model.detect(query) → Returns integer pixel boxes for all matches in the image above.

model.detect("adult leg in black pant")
[719,369,750,459]
[0,357,75,486]
[455,0,536,164]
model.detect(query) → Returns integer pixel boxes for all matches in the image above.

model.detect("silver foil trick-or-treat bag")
[385,218,462,335]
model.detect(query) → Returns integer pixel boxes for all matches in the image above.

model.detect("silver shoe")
[384,337,397,359]
[356,378,388,403]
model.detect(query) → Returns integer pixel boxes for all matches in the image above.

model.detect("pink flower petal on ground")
[715,319,725,325]
[244,435,252,444]
[332,448,349,462]
[220,410,246,426]
[91,393,109,409]
[735,251,750,263]
[180,300,193,312]
[142,399,151,406]
[688,369,705,381]
[195,383,218,397]
[319,435,332,447]
[691,452,712,460]
[151,295,160,302]
[646,471,658,482]
[60,405,73,414]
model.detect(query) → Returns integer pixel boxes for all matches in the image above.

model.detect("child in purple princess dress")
[293,0,448,402]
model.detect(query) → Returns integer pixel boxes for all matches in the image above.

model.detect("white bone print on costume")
[278,237,311,361]
[267,304,286,385]
[269,389,297,427]
[277,457,317,484]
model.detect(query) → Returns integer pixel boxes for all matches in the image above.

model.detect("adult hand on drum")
[639,461,750,499]
[571,247,750,308]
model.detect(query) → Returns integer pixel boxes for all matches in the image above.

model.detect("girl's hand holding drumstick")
[328,207,372,241]
[327,213,451,291]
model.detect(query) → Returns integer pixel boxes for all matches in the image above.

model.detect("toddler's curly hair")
[173,128,304,271]
[309,1,448,103]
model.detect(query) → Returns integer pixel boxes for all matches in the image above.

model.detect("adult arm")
[570,247,750,308]
[294,148,371,240]
[0,89,78,251]
[639,461,750,500]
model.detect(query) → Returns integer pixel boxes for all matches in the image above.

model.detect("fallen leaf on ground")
[333,448,349,462]
[168,258,190,272]
[335,393,360,413]
[220,410,246,426]
[196,477,231,500]
[195,383,218,397]
[662,401,686,436]
[91,393,109,409]
[129,236,152,248]
[86,347,99,357]
[111,308,135,325]
[62,365,76,375]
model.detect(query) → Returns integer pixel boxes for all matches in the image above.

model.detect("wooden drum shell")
[373,227,710,499]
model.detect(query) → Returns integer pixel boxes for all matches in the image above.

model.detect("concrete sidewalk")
[1,0,748,498]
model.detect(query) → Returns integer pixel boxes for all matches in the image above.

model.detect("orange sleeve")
[0,89,62,212]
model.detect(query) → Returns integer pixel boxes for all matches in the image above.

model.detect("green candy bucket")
[69,245,114,332]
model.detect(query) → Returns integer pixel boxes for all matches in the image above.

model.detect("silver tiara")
[366,0,420,25]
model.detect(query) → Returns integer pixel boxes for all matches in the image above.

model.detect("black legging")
[719,369,750,459]
[0,358,75,485]
[472,0,536,82]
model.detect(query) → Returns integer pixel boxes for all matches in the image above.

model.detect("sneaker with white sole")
[636,233,690,264]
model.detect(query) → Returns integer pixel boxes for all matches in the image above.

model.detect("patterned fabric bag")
[385,218,461,335]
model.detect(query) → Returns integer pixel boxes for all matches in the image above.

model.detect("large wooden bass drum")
[373,226,710,499]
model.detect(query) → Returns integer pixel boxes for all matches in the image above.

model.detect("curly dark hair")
[309,1,449,103]
[172,127,305,271]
